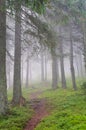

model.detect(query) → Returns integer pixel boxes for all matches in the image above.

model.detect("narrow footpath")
[24,91,49,130]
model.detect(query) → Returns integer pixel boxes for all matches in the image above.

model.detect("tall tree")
[51,43,59,90]
[0,0,8,115]
[52,52,58,89]
[21,58,24,86]
[26,56,29,88]
[69,21,77,90]
[41,51,45,82]
[82,22,86,73]
[44,53,47,81]
[12,1,22,105]
[59,27,67,89]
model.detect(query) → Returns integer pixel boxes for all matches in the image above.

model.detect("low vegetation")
[0,84,49,130]
[0,106,32,130]
[35,84,86,130]
[81,82,86,99]
[0,81,86,130]
[0,88,33,130]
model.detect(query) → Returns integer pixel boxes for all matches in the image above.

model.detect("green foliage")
[65,0,86,18]
[35,88,86,130]
[0,106,32,130]
[7,0,48,14]
[81,82,86,98]
[30,0,46,14]
[0,87,35,130]
[54,0,86,25]
[2,82,86,130]
[35,113,86,130]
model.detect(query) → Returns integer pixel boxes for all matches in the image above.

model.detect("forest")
[0,0,86,130]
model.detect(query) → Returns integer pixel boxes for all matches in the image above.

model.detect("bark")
[52,50,58,89]
[41,52,45,82]
[44,54,47,81]
[26,58,29,88]
[21,59,23,86]
[75,55,80,78]
[0,0,8,115]
[29,61,32,81]
[69,22,77,90]
[8,62,11,88]
[59,27,67,89]
[82,22,86,73]
[57,59,60,82]
[13,1,22,105]
[79,53,84,78]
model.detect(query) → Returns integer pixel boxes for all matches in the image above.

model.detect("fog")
[6,8,85,89]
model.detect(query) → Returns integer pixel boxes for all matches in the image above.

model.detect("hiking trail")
[24,91,49,130]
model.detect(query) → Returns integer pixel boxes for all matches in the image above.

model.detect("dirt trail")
[24,91,49,130]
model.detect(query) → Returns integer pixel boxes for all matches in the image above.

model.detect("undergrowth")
[35,88,86,130]
[0,106,32,130]
[1,81,86,130]
[0,87,34,130]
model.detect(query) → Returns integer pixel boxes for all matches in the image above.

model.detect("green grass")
[1,81,86,130]
[7,82,51,101]
[35,87,86,130]
[0,87,34,130]
[0,106,32,130]
[1,82,51,130]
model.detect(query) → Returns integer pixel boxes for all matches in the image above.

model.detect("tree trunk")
[52,50,58,89]
[13,1,22,105]
[0,0,8,115]
[44,54,47,81]
[8,62,11,88]
[26,58,29,88]
[57,60,60,82]
[41,52,45,82]
[29,61,32,81]
[82,22,86,73]
[21,59,23,86]
[59,27,67,89]
[69,22,77,90]
[75,55,80,78]
[79,53,84,78]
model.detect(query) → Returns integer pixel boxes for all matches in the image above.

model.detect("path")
[24,91,49,130]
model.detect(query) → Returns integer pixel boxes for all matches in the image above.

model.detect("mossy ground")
[0,80,86,130]
[0,83,50,130]
[0,106,32,130]
[0,87,34,130]
[35,80,86,130]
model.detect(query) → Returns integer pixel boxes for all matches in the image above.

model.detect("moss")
[0,106,32,130]
[35,88,86,130]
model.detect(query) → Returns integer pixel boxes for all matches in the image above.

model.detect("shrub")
[81,82,86,99]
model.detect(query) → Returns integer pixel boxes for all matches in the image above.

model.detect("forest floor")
[24,91,49,130]
[0,81,86,130]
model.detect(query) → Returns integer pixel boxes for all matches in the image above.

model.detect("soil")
[24,91,49,130]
